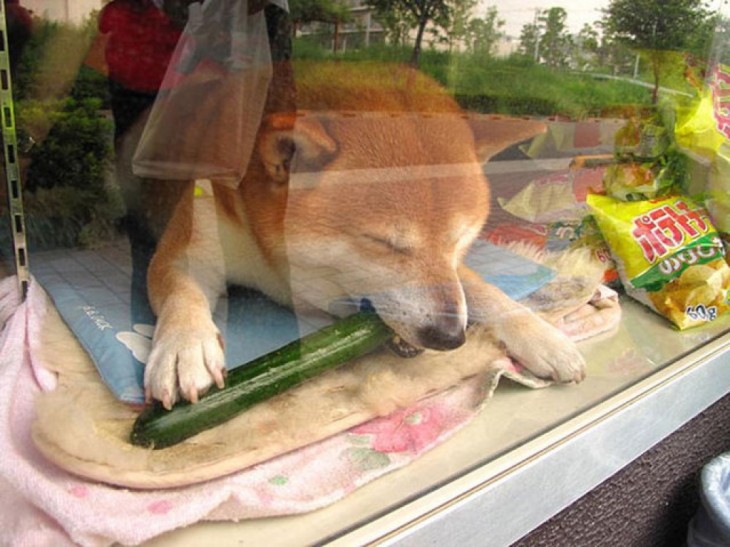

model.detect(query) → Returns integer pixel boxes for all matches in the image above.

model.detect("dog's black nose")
[418,322,466,351]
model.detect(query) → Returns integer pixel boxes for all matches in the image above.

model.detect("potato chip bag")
[675,64,730,255]
[587,193,730,329]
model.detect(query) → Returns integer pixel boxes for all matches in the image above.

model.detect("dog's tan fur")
[142,62,585,408]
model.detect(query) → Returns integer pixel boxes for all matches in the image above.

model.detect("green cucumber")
[130,312,392,449]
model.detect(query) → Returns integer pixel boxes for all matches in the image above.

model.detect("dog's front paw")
[145,322,226,409]
[500,316,586,384]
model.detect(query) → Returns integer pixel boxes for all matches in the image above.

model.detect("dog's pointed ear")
[467,115,546,163]
[258,113,337,183]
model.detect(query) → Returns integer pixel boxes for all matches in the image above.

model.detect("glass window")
[2,0,729,544]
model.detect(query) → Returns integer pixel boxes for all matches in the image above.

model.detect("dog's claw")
[211,368,225,389]
[162,391,173,411]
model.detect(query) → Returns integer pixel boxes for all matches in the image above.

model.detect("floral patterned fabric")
[0,274,617,546]
[0,277,559,547]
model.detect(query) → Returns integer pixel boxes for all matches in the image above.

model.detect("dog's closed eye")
[362,233,414,255]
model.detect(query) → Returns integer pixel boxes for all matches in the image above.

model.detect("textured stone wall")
[515,394,730,547]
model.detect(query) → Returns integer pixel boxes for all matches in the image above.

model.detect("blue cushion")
[32,240,555,404]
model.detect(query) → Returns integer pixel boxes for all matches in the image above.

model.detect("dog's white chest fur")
[188,181,291,307]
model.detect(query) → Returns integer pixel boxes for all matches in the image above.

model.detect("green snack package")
[587,193,730,329]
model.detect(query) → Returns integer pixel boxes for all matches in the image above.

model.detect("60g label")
[685,304,718,322]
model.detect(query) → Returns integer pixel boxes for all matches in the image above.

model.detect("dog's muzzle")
[386,317,466,357]
[418,322,466,350]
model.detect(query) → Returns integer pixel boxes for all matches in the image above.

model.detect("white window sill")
[146,298,730,546]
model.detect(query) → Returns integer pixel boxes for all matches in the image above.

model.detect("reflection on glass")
[1,0,729,543]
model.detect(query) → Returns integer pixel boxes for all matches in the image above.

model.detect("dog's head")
[255,65,544,353]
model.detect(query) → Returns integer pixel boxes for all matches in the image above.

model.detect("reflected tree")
[367,0,450,66]
[538,7,573,68]
[605,0,712,102]
[433,0,477,52]
[289,0,352,52]
[466,6,505,56]
[518,21,540,61]
[573,23,600,70]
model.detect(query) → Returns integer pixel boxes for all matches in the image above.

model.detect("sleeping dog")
[140,63,585,409]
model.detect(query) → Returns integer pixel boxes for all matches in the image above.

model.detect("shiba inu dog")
[142,63,585,409]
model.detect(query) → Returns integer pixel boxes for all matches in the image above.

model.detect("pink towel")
[0,278,501,546]
[0,277,619,546]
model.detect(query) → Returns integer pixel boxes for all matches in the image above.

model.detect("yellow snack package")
[675,64,730,255]
[587,193,730,329]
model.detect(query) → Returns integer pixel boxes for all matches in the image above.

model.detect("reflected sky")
[488,0,727,37]
[484,0,609,36]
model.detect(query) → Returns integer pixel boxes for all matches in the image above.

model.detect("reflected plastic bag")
[133,0,280,187]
